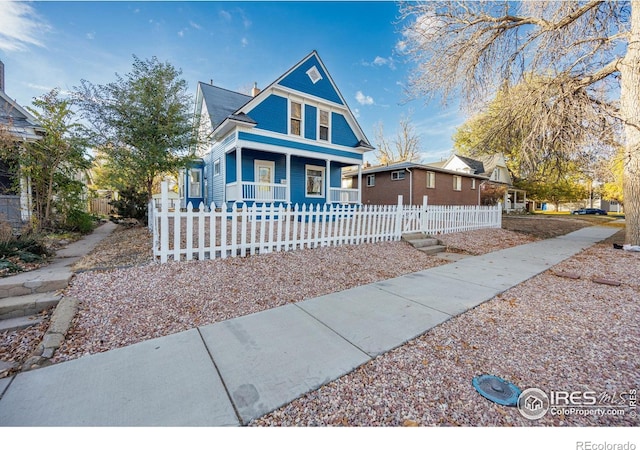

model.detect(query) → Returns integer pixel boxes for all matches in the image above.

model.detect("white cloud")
[355,91,374,106]
[189,21,202,30]
[241,37,249,47]
[0,2,50,52]
[86,32,95,40]
[219,10,232,21]
[362,55,396,70]
[353,108,360,119]
[178,30,185,38]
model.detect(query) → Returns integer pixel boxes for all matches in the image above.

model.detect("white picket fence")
[150,182,501,263]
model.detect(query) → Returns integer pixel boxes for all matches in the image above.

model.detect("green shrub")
[0,259,22,273]
[63,209,96,234]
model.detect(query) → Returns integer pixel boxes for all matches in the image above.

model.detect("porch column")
[236,147,242,202]
[326,159,331,203]
[357,164,362,204]
[503,189,509,211]
[286,153,291,204]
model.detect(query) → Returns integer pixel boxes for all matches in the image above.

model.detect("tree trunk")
[621,1,640,245]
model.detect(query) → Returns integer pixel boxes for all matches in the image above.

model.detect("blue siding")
[240,149,286,183]
[331,112,359,147]
[304,104,316,140]
[278,55,343,105]
[238,131,363,161]
[249,94,288,134]
[288,157,346,206]
[225,152,236,184]
[206,138,229,207]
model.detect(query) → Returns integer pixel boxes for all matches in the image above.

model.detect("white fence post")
[151,188,503,263]
[421,195,428,233]
[160,182,169,263]
[395,195,403,239]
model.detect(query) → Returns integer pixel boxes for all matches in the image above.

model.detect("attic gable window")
[290,101,302,136]
[306,66,322,84]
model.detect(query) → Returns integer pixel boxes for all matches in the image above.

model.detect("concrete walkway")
[0,225,618,426]
[0,221,117,299]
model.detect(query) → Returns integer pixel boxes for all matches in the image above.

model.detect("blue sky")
[0,0,465,164]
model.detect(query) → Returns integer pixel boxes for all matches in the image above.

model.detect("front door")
[254,160,275,201]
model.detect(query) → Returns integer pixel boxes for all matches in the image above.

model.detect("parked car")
[572,208,608,215]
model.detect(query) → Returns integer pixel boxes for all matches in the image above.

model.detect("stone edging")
[22,296,79,371]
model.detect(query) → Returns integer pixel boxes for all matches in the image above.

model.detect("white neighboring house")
[433,153,527,212]
[0,60,45,226]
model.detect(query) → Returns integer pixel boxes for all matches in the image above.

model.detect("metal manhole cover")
[472,374,521,406]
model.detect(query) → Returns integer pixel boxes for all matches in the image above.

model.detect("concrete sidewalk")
[0,225,618,426]
[0,221,117,299]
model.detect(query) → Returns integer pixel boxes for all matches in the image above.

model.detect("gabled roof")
[197,83,252,130]
[0,90,44,141]
[198,51,373,150]
[452,154,486,175]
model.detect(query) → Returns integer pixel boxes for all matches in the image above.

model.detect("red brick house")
[342,161,488,206]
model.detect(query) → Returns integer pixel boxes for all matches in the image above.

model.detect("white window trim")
[453,175,462,191]
[318,108,331,142]
[305,164,325,198]
[471,178,476,189]
[367,174,375,187]
[306,65,323,84]
[189,168,202,197]
[426,171,435,189]
[391,170,406,181]
[289,98,304,137]
[213,159,221,176]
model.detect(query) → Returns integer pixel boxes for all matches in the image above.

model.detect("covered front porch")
[504,187,527,212]
[224,147,361,205]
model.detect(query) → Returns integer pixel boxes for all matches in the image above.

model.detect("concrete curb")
[21,296,79,371]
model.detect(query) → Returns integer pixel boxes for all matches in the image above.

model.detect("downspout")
[406,167,413,205]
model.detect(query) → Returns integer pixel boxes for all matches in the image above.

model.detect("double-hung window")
[305,165,325,197]
[426,171,436,188]
[319,110,329,141]
[290,101,302,136]
[367,174,375,187]
[190,169,201,196]
[453,175,462,191]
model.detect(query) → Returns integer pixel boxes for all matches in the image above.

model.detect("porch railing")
[226,182,288,202]
[330,188,359,204]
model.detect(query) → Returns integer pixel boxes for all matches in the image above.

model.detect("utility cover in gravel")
[472,374,521,407]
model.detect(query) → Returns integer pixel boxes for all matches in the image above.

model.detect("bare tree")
[399,1,640,244]
[373,114,421,164]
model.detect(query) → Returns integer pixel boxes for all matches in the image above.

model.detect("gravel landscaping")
[252,233,638,427]
[2,217,635,428]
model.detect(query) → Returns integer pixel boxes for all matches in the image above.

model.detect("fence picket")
[153,183,502,263]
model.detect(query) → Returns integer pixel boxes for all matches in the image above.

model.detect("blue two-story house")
[181,51,374,209]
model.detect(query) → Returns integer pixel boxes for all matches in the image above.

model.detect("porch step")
[0,315,44,333]
[417,245,448,255]
[401,232,427,241]
[0,292,62,320]
[407,238,440,249]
